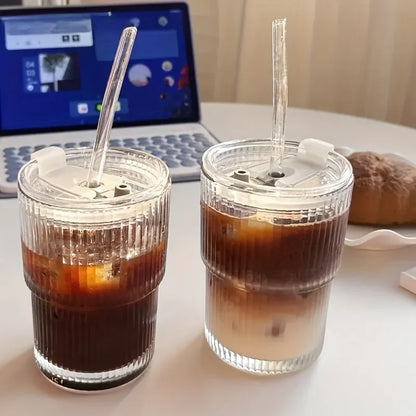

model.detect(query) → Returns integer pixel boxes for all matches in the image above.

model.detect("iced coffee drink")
[201,139,353,374]
[18,147,170,390]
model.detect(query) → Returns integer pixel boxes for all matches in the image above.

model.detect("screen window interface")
[0,7,195,132]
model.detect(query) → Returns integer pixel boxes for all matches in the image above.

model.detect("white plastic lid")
[201,138,353,209]
[18,147,170,223]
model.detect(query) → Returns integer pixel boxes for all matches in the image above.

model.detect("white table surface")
[1,103,415,415]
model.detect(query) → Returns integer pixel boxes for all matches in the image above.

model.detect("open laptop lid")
[0,2,200,136]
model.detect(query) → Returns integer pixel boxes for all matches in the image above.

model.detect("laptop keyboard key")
[151,136,163,144]
[151,150,165,158]
[173,142,186,149]
[18,146,31,155]
[144,146,158,153]
[163,158,180,168]
[5,155,19,163]
[4,147,17,154]
[137,137,150,144]
[191,150,203,159]
[177,153,192,160]
[180,159,196,167]
[6,164,20,173]
[64,142,77,148]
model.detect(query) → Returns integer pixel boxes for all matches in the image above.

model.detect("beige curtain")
[235,0,416,128]
[68,0,416,127]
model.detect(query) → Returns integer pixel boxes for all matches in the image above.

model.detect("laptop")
[0,2,219,194]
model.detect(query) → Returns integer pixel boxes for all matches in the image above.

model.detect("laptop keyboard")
[2,132,217,185]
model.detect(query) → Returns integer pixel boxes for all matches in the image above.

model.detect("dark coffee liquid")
[201,204,348,290]
[31,291,157,372]
[22,241,166,389]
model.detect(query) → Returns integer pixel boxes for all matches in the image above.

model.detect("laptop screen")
[0,2,200,135]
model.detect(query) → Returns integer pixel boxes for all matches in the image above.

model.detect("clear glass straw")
[87,26,137,188]
[269,18,288,177]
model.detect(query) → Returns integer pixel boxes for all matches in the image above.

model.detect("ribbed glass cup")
[18,148,170,391]
[201,139,353,374]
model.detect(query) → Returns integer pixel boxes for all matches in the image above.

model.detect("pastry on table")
[347,151,416,226]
